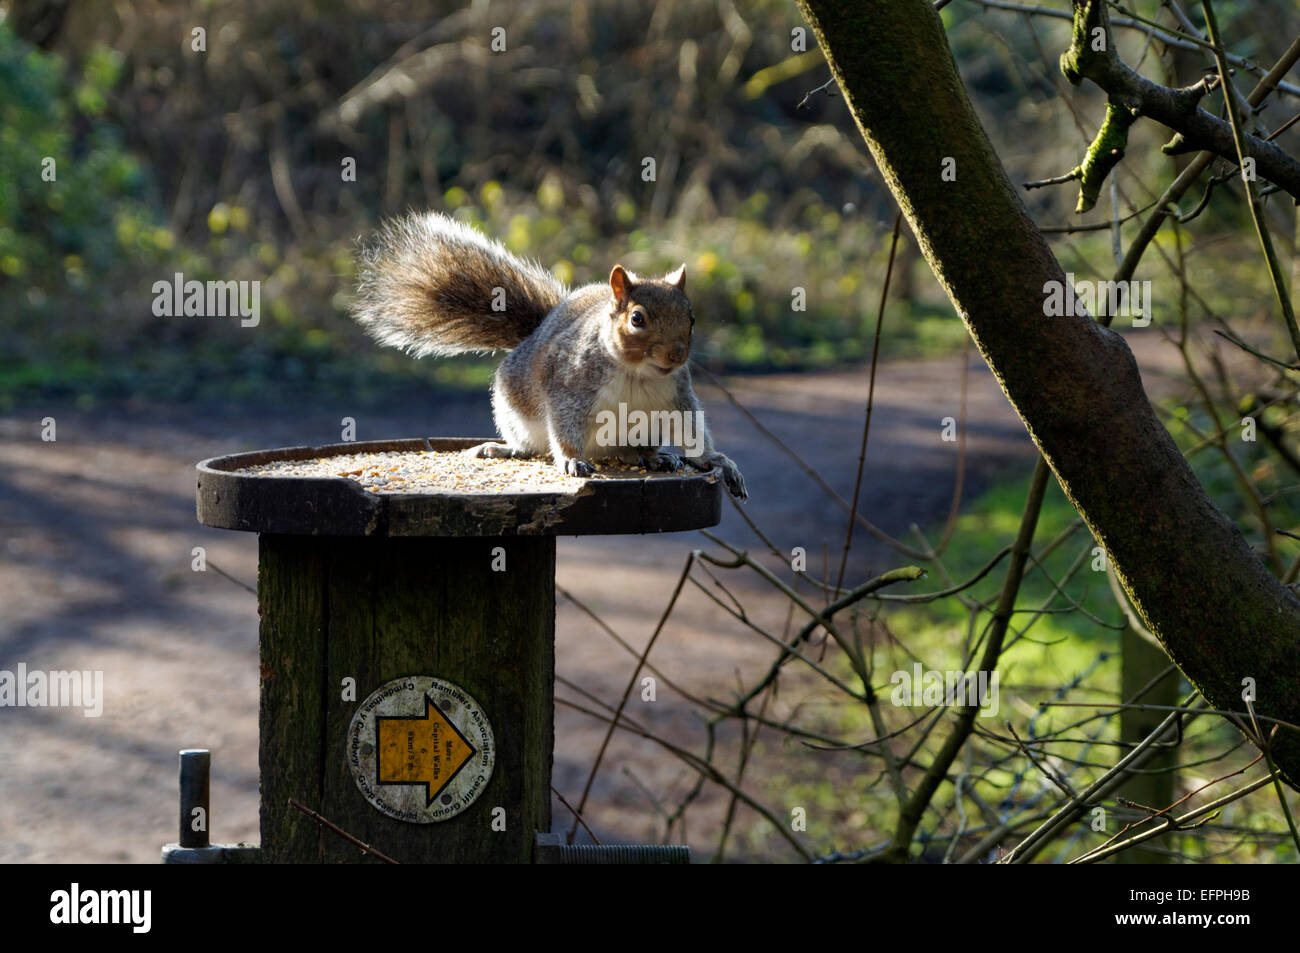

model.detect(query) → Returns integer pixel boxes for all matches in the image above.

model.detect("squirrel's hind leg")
[476,382,549,461]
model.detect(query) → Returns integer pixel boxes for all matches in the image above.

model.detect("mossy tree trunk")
[797,0,1300,785]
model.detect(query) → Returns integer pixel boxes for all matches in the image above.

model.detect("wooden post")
[197,437,720,863]
[1117,622,1179,865]
[257,534,555,863]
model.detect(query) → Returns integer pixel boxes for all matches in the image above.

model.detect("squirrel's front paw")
[719,460,747,502]
[638,450,684,472]
[687,453,747,501]
[559,457,595,478]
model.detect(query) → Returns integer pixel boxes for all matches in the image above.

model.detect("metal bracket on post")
[534,832,690,864]
[161,749,260,864]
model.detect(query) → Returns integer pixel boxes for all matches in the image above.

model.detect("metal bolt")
[178,749,211,849]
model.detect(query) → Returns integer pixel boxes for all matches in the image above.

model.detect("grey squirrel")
[350,211,747,500]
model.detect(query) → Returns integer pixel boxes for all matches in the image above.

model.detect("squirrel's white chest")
[587,369,679,452]
[592,367,679,418]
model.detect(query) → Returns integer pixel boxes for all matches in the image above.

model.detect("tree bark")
[797,0,1300,785]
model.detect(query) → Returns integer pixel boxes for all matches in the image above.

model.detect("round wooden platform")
[196,437,723,537]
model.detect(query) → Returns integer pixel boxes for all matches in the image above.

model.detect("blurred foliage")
[1,0,1297,408]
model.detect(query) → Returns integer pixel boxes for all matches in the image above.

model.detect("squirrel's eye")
[630,309,647,328]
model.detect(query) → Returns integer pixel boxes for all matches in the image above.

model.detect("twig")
[551,786,602,845]
[1003,695,1206,863]
[1069,770,1278,863]
[1200,0,1300,362]
[961,0,1300,98]
[204,559,256,596]
[881,457,1052,862]
[556,695,816,861]
[692,364,929,560]
[288,798,399,864]
[569,552,696,840]
[837,209,902,591]
[1069,751,1266,864]
[796,75,838,109]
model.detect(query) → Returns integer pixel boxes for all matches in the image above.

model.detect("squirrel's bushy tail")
[351,211,567,356]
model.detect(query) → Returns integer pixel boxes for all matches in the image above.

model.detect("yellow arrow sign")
[376,694,476,806]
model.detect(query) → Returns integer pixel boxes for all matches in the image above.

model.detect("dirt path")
[0,334,1189,861]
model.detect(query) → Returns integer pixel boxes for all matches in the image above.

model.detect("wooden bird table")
[195,437,720,863]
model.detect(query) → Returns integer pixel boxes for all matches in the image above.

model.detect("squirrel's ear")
[609,264,634,307]
[666,263,686,291]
